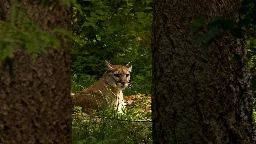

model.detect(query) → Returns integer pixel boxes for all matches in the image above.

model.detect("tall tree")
[0,1,72,143]
[152,0,256,143]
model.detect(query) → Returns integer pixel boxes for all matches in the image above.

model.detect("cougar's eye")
[114,74,120,77]
[126,74,130,77]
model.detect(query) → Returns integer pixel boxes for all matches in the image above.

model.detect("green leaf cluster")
[191,0,256,48]
[0,0,79,64]
[72,100,152,144]
[71,0,152,94]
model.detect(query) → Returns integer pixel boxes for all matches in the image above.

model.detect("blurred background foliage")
[1,0,256,99]
[71,0,152,95]
[245,0,256,99]
[0,1,70,62]
[71,0,256,99]
[1,0,256,143]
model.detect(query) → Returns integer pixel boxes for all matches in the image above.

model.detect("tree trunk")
[152,0,256,144]
[0,1,72,143]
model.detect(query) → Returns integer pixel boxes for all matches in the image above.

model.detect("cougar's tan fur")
[72,61,132,114]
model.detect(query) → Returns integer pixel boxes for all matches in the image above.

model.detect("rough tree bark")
[0,1,72,143]
[152,0,256,144]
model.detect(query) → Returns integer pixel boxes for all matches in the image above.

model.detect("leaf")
[90,12,97,17]
[137,12,146,19]
[189,16,205,30]
[193,34,207,45]
[193,26,220,46]
[204,26,220,39]
[96,9,105,15]
[201,39,214,49]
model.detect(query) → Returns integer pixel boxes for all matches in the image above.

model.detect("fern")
[0,0,78,63]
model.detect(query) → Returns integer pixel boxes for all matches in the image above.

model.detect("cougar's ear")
[105,60,114,70]
[126,61,132,72]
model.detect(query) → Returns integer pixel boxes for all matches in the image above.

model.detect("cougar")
[72,61,132,114]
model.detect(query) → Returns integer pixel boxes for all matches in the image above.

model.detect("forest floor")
[72,93,152,144]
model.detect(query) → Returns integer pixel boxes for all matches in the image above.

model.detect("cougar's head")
[104,60,132,90]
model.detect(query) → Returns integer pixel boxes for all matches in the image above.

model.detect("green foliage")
[72,95,152,144]
[71,0,152,94]
[124,94,151,120]
[244,0,256,99]
[71,1,153,141]
[71,0,153,137]
[0,3,57,62]
[254,110,256,121]
[0,1,79,64]
[190,0,256,47]
[73,117,152,144]
[71,74,98,93]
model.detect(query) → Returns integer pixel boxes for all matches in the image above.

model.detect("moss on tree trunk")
[152,0,256,143]
[0,1,72,143]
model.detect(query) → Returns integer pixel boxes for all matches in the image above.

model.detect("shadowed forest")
[1,0,256,143]
[71,0,153,143]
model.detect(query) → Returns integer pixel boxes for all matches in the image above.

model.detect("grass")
[71,74,256,144]
[71,74,152,144]
[72,109,152,144]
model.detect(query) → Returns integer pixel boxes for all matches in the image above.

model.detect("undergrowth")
[71,74,152,144]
